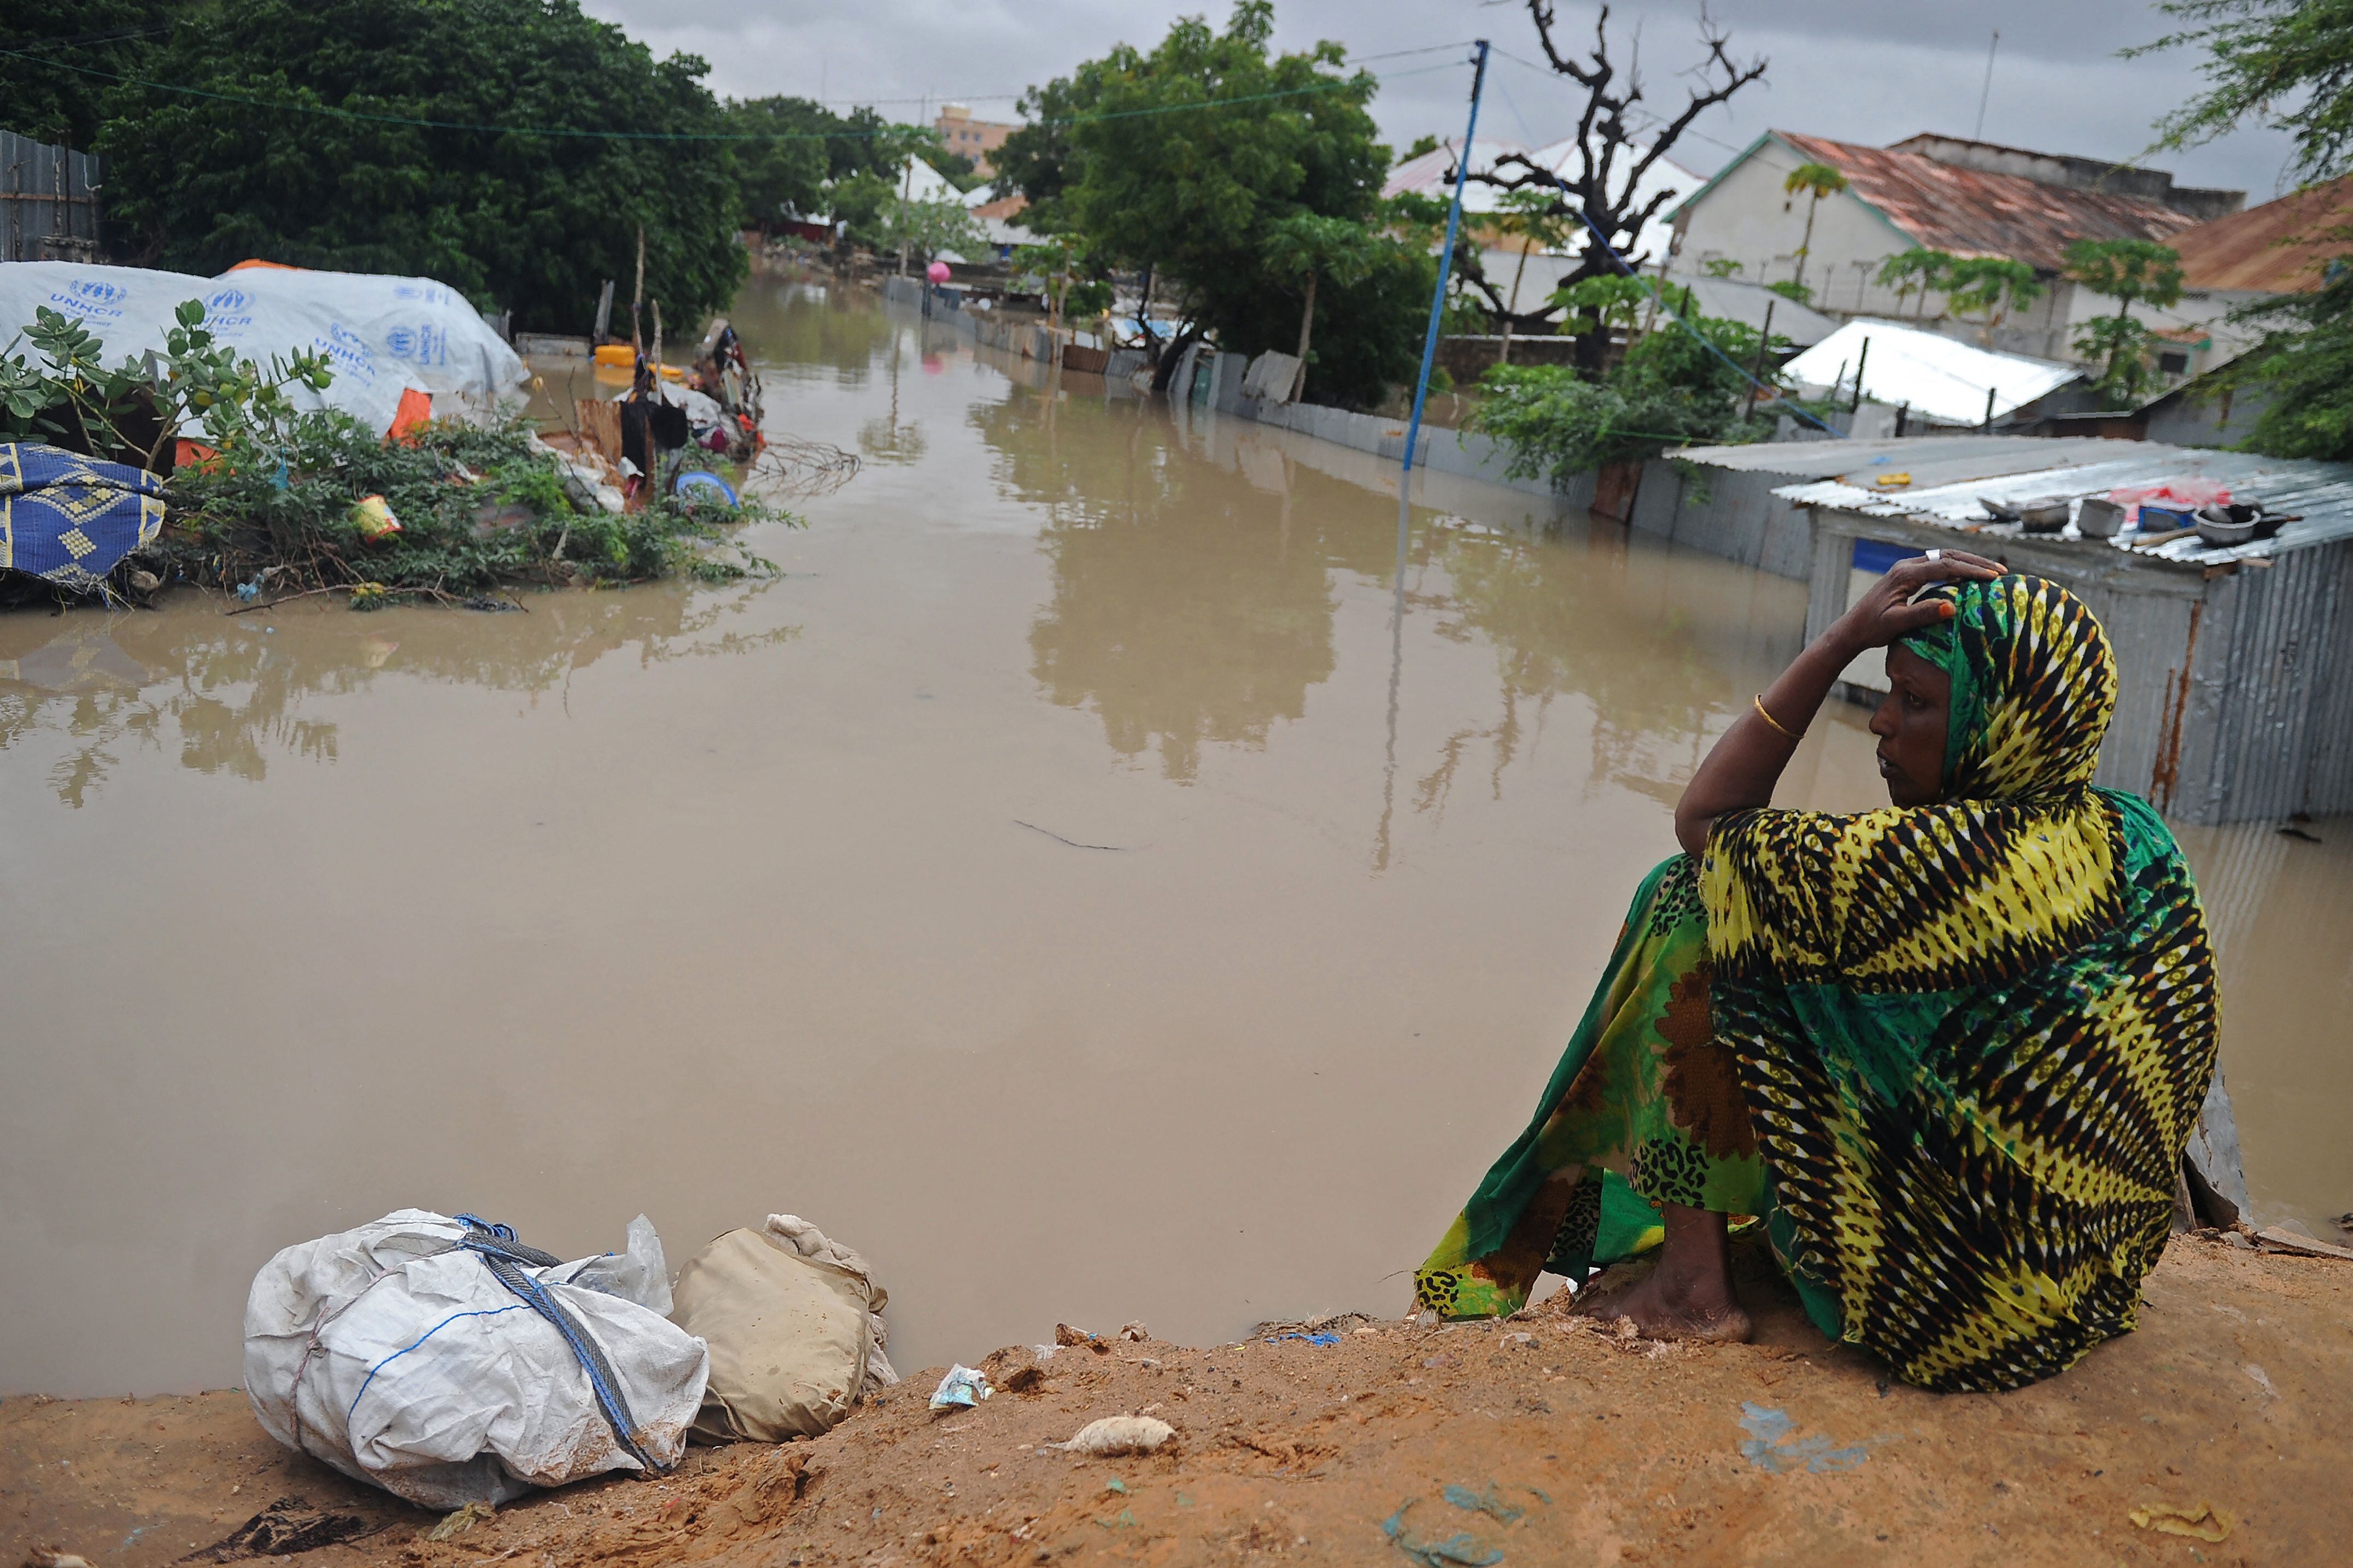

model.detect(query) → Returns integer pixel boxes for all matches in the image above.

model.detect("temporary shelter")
[0,260,527,436]
[1781,319,2080,427]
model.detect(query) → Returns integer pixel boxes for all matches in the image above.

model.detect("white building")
[1665,132,2244,374]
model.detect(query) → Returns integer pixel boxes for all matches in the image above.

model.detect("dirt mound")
[5,1235,2346,1565]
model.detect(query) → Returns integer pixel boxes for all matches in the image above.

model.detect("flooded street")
[3,277,2345,1397]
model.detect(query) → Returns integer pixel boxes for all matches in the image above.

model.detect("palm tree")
[1783,162,1849,295]
[1489,190,1573,366]
[1876,249,1955,321]
[1262,214,1382,402]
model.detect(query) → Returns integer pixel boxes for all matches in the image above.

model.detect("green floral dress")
[1414,852,1766,1319]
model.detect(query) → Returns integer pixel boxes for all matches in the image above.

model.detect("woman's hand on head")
[1831,549,2004,655]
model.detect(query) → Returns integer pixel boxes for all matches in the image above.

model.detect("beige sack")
[670,1218,895,1443]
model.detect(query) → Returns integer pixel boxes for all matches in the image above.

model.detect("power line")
[0,42,1462,144]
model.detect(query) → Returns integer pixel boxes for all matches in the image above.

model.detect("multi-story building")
[934,103,1015,177]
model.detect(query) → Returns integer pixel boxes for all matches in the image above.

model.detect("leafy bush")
[165,415,786,603]
[2,302,331,467]
[1472,296,1790,486]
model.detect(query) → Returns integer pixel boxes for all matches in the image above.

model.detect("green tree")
[0,1,179,149]
[1876,248,1955,319]
[1549,274,1649,356]
[1942,256,2045,347]
[96,0,746,334]
[1039,1,1417,404]
[1490,189,1576,365]
[989,75,1103,234]
[725,97,834,229]
[1472,290,1792,485]
[1261,213,1382,398]
[2063,238,2186,402]
[1763,278,1814,306]
[1699,257,1745,279]
[1782,161,1849,293]
[876,197,985,271]
[2138,1,2353,185]
[2137,2,2353,455]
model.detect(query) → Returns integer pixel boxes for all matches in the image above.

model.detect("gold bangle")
[1753,693,1802,740]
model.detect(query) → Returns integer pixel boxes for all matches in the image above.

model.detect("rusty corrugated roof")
[2168,177,2353,293]
[1776,131,2201,272]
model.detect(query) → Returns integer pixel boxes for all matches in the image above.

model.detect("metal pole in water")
[1400,39,1490,483]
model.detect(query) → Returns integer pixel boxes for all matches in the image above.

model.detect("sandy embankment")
[5,1232,2348,1567]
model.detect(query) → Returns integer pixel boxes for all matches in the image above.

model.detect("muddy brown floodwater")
[2,279,2345,1399]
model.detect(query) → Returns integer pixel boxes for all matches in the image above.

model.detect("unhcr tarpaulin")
[0,443,167,593]
[0,261,527,436]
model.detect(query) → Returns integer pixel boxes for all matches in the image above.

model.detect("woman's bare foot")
[1601,1259,1753,1342]
[1582,1202,1753,1343]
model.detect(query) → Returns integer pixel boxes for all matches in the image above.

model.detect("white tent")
[1781,319,2080,426]
[894,156,965,206]
[0,261,525,436]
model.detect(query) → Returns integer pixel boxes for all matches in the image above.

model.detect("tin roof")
[1771,131,2203,272]
[1781,320,2080,425]
[2168,177,2353,294]
[1770,448,2353,567]
[1677,433,2130,479]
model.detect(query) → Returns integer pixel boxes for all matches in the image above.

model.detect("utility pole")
[1743,298,1777,421]
[631,226,645,353]
[1972,31,1999,142]
[1401,39,1490,480]
[897,98,922,277]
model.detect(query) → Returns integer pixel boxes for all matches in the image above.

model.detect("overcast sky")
[583,0,2299,202]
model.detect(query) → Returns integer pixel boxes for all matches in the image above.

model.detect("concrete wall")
[1630,462,1818,581]
[1192,347,1587,506]
[1433,334,1578,383]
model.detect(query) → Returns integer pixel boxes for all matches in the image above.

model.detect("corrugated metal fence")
[1,131,103,263]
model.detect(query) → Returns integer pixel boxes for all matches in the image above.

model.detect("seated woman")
[1414,555,2221,1393]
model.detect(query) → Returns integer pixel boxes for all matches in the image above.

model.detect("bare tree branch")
[1463,1,1767,371]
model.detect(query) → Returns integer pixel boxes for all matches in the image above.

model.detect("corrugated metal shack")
[1776,451,2353,826]
[1,131,103,262]
[1627,436,2150,580]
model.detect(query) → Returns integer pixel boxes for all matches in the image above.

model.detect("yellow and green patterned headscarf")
[1895,574,2118,802]
[1702,574,2219,1392]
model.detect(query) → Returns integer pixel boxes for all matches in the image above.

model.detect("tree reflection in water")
[981,367,1806,818]
[975,380,1359,783]
[0,582,794,807]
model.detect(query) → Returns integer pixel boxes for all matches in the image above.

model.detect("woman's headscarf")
[1897,574,2118,801]
[1699,574,2219,1393]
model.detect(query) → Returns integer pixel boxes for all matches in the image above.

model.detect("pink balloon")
[926,261,952,283]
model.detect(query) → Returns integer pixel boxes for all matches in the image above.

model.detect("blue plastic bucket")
[673,469,740,507]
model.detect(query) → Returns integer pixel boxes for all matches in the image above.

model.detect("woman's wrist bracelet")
[1753,693,1803,741]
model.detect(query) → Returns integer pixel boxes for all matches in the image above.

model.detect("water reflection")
[2174,819,2353,1231]
[1423,514,1807,811]
[728,277,903,386]
[979,374,1810,811]
[0,585,793,806]
[976,387,1345,782]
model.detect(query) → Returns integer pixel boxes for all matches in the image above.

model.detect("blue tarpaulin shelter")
[0,442,167,594]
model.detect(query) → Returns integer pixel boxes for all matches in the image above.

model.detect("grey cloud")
[583,0,2296,198]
